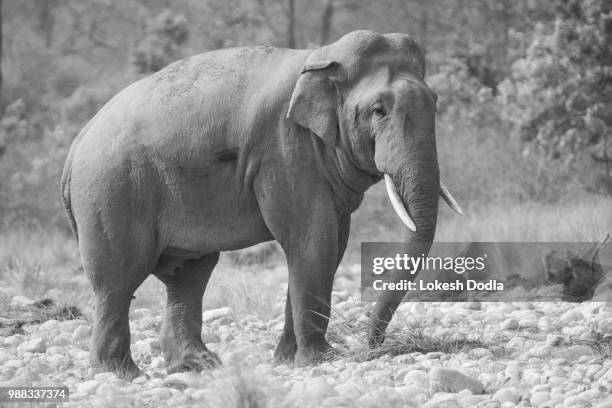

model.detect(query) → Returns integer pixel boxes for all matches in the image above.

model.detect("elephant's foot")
[367,329,386,348]
[90,355,142,381]
[294,342,338,366]
[165,344,221,374]
[89,290,144,381]
[273,331,298,363]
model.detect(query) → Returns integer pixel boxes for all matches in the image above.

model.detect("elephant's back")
[141,46,309,103]
[75,46,308,155]
[68,45,309,202]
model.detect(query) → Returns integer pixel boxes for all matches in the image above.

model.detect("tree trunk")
[419,5,428,53]
[38,0,55,48]
[320,0,333,45]
[0,0,3,109]
[286,0,296,48]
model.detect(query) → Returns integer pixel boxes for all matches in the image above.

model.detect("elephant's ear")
[287,60,339,153]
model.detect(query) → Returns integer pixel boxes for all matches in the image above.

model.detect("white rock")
[292,377,338,401]
[471,348,493,359]
[39,320,60,331]
[519,318,538,329]
[429,367,485,394]
[563,326,586,337]
[560,310,584,325]
[441,313,460,326]
[201,307,232,322]
[93,372,118,382]
[164,372,202,388]
[59,319,88,333]
[563,395,589,407]
[4,359,24,369]
[321,396,355,407]
[392,354,416,365]
[72,325,91,341]
[95,382,120,396]
[421,393,460,408]
[395,384,428,398]
[17,337,46,353]
[403,370,429,387]
[10,295,35,307]
[493,387,517,403]
[538,316,554,331]
[505,336,526,350]
[530,391,550,407]
[4,334,24,347]
[77,380,101,395]
[334,380,363,397]
[523,369,542,386]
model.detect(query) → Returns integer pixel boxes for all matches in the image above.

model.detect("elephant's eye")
[372,106,387,119]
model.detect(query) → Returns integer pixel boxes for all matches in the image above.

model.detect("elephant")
[60,30,462,380]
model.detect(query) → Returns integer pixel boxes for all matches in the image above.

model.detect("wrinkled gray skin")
[61,30,440,380]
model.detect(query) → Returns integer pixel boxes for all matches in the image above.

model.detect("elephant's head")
[287,30,463,346]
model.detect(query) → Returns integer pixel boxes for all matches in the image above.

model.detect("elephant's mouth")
[383,174,463,231]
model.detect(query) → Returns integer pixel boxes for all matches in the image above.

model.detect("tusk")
[384,174,417,232]
[440,180,464,215]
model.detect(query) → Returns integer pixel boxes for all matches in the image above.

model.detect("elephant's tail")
[61,147,78,242]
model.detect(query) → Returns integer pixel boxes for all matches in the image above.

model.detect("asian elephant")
[61,30,462,380]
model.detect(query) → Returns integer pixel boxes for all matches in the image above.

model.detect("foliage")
[427,59,502,129]
[498,0,612,161]
[0,0,608,229]
[130,9,190,74]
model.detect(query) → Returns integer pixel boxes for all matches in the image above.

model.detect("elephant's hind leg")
[273,289,297,363]
[80,227,157,381]
[154,252,220,373]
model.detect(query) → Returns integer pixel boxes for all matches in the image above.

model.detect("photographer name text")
[372,279,504,291]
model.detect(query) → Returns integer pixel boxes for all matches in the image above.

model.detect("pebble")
[493,387,517,403]
[560,310,584,325]
[17,337,46,353]
[4,334,24,347]
[530,391,550,407]
[501,318,519,330]
[10,295,35,307]
[429,367,485,394]
[72,325,91,341]
[1,294,611,408]
[201,307,232,322]
[519,318,538,329]
[39,320,60,331]
[78,380,101,394]
[292,377,338,401]
[403,370,429,387]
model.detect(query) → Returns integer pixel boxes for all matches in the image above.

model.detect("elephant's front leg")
[285,224,339,365]
[274,216,350,363]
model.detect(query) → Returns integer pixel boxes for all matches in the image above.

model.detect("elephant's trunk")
[368,154,439,347]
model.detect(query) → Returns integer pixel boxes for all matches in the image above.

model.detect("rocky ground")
[1,264,612,408]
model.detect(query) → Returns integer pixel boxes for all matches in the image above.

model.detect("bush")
[130,9,190,74]
[498,0,612,159]
[427,59,504,130]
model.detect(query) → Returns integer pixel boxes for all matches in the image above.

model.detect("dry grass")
[345,190,612,264]
[1,192,611,327]
[436,194,612,242]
